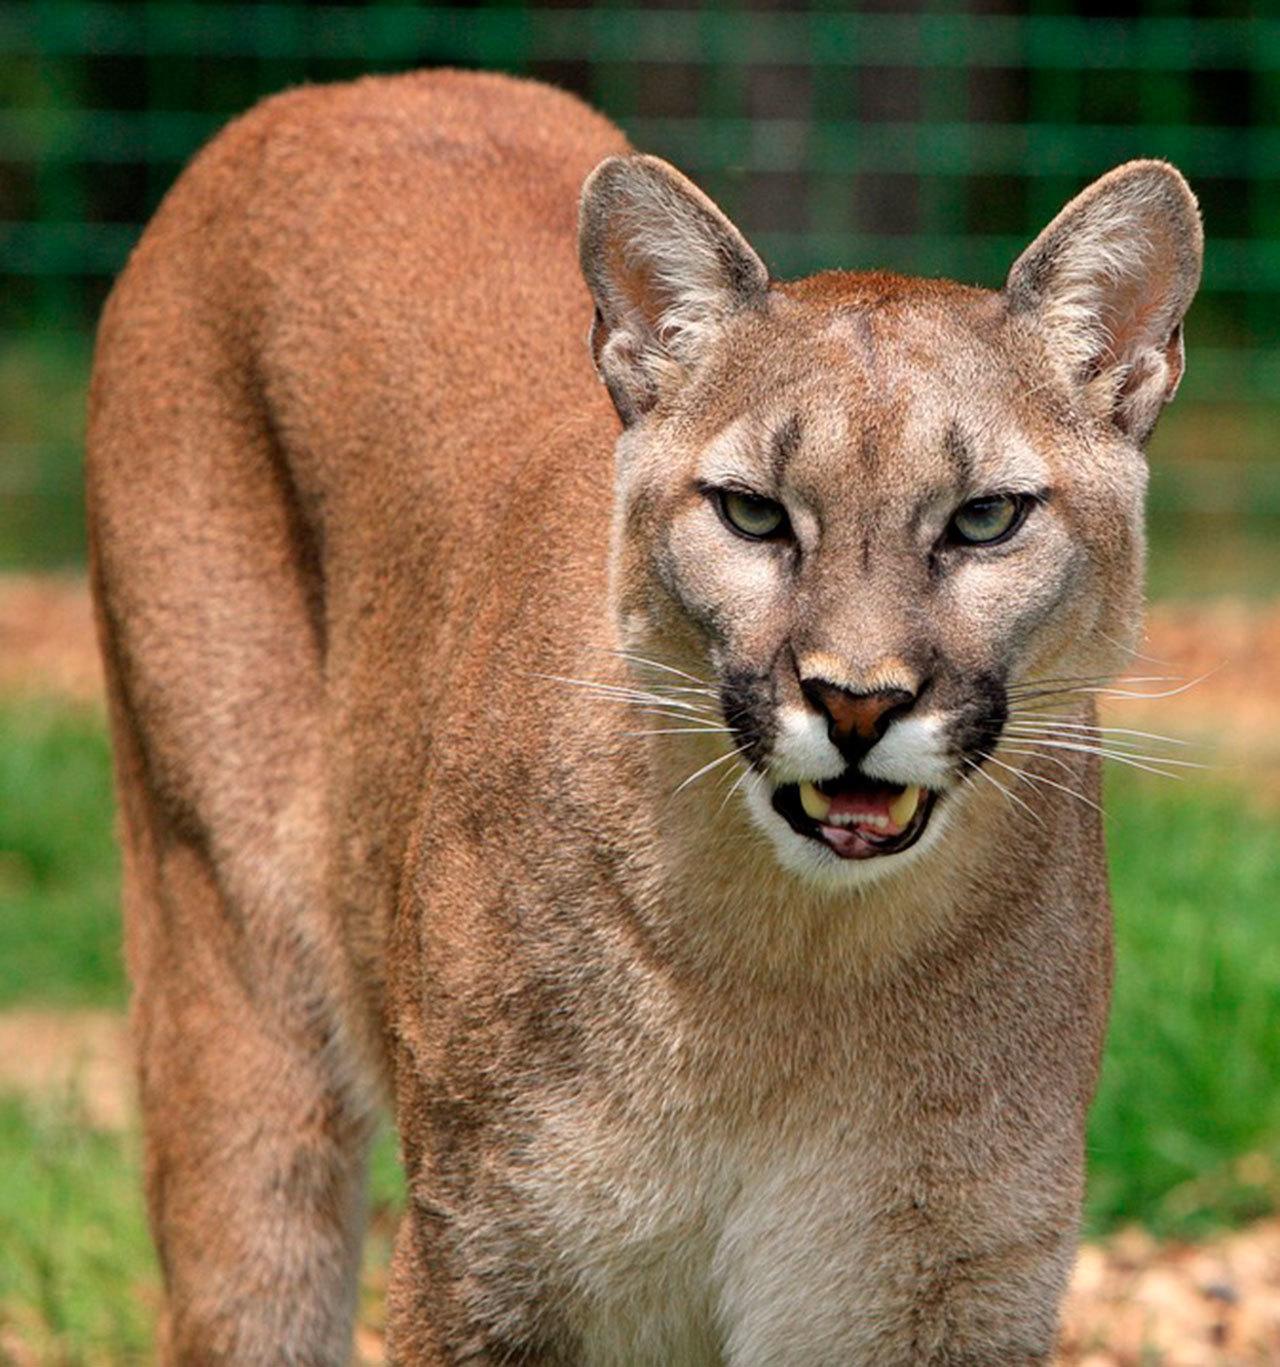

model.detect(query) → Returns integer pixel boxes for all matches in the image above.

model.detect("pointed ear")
[579,155,768,425]
[1005,160,1203,444]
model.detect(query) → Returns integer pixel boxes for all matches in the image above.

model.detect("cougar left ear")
[579,155,768,425]
[1005,160,1203,444]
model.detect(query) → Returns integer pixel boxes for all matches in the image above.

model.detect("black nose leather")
[801,681,915,760]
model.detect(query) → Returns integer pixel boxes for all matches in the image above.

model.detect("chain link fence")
[3,1,1278,579]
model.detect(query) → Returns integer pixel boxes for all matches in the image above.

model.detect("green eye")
[949,494,1025,546]
[717,490,789,540]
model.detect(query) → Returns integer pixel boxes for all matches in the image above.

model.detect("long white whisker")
[1096,627,1174,667]
[628,706,725,726]
[606,650,715,689]
[641,684,722,698]
[1047,670,1219,703]
[1003,734,1208,770]
[532,672,717,715]
[1003,737,1195,780]
[986,753,1104,816]
[997,743,1082,780]
[715,762,757,817]
[1008,673,1182,694]
[672,746,748,796]
[1006,717,1195,746]
[1005,726,1188,756]
[626,727,735,737]
[962,756,1044,826]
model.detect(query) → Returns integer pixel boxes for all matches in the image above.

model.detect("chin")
[743,777,960,890]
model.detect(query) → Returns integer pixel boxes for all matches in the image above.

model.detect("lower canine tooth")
[799,781,832,822]
[888,785,922,827]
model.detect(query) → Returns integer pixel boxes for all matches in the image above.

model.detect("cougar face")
[582,155,1199,885]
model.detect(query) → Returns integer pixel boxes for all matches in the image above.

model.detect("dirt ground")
[4,574,1280,1363]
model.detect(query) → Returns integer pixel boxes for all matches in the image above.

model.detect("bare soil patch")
[0,575,102,704]
[0,1008,131,1130]
[1058,1222,1280,1364]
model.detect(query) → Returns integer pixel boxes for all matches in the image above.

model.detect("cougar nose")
[801,680,916,760]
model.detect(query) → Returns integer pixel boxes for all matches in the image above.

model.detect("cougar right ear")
[1005,160,1203,445]
[578,155,768,425]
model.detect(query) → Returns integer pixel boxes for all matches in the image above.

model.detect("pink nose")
[802,682,915,747]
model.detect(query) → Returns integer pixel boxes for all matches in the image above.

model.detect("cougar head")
[579,155,1202,885]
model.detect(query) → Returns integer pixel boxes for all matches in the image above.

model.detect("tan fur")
[87,70,1201,1364]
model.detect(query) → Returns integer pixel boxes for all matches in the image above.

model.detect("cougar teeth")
[798,780,832,822]
[889,785,922,827]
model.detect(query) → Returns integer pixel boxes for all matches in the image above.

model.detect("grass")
[0,1088,404,1364]
[0,1093,154,1363]
[0,699,122,1007]
[1091,767,1280,1237]
[1,693,1279,1354]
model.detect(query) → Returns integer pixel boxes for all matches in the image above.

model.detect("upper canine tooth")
[799,781,832,822]
[888,785,922,827]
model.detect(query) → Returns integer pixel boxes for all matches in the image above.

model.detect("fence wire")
[2,2,1278,566]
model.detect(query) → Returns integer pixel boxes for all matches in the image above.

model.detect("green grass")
[1088,766,1280,1237]
[0,698,122,1007]
[1,693,1279,1355]
[0,1089,404,1363]
[0,1092,154,1362]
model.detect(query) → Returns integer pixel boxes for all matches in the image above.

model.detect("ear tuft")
[579,155,768,424]
[1005,160,1203,443]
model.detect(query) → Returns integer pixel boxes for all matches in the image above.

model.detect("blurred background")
[1,3,1277,1363]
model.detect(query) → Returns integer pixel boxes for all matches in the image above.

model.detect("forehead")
[690,280,1052,498]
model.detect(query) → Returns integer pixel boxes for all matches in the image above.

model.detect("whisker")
[672,745,749,797]
[1006,717,1196,747]
[1004,726,1189,757]
[531,672,717,716]
[1001,736,1198,779]
[1008,731,1207,764]
[604,649,715,690]
[1072,670,1219,702]
[715,762,758,817]
[962,756,1043,826]
[1008,672,1181,694]
[997,743,1082,780]
[1096,627,1174,667]
[1013,669,1219,707]
[627,706,725,726]
[985,753,1104,816]
[625,727,735,738]
[642,684,722,698]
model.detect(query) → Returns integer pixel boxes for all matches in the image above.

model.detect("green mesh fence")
[2,2,1278,572]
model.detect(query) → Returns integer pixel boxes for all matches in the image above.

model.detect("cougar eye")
[948,493,1026,546]
[716,490,790,541]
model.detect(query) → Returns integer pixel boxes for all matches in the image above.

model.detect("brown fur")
[87,70,1201,1364]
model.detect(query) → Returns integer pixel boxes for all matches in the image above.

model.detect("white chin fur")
[743,781,954,889]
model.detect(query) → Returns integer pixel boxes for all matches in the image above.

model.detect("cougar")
[87,69,1201,1364]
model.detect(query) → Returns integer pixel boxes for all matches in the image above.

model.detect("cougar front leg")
[128,831,374,1364]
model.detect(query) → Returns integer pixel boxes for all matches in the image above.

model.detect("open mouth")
[771,773,939,860]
